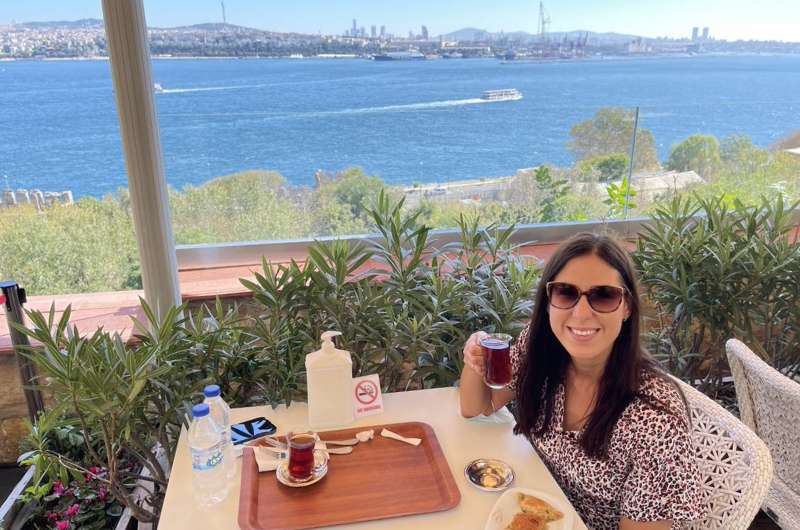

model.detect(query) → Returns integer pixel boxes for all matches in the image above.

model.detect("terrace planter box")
[0,466,136,530]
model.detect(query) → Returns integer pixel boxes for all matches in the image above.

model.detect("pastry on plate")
[505,511,545,530]
[517,493,564,522]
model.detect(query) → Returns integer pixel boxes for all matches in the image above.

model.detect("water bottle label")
[191,445,224,471]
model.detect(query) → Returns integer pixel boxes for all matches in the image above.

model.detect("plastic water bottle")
[203,384,235,480]
[188,403,228,506]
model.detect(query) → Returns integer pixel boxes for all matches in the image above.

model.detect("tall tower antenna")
[221,1,227,24]
[537,1,550,42]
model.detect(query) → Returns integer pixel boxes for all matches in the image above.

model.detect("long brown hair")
[513,232,682,459]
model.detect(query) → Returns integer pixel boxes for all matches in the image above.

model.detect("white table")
[160,387,588,529]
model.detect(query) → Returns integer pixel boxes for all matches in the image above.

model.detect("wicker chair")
[727,339,800,530]
[669,376,773,530]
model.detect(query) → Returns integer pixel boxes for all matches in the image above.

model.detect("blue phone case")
[231,417,277,445]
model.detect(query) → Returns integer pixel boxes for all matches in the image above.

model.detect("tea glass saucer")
[275,450,328,488]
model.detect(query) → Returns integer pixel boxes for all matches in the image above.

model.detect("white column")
[102,0,181,318]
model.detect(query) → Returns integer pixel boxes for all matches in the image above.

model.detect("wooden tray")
[238,421,461,530]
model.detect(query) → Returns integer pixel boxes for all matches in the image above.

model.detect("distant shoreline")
[2,51,799,63]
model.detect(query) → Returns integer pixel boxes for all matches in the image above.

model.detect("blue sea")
[1,55,799,198]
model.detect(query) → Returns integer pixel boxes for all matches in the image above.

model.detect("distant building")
[1,190,16,207]
[408,30,414,40]
[371,25,376,38]
[352,19,357,37]
[421,25,429,40]
[702,27,709,40]
[380,25,386,38]
[14,189,30,204]
[401,176,514,207]
[785,147,800,158]
[691,27,699,41]
[627,38,651,54]
[631,170,704,201]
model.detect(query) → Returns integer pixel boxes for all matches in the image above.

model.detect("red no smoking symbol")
[355,380,378,405]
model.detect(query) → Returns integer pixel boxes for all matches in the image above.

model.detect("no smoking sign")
[352,374,384,418]
[355,380,378,404]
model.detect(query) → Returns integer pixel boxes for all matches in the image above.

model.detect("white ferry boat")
[481,88,523,101]
[153,83,165,93]
[371,51,426,61]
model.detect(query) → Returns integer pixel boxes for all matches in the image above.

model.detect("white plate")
[484,487,575,530]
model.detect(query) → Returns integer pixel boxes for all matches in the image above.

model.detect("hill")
[18,18,105,29]
[439,27,642,45]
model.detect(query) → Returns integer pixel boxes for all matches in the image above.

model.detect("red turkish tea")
[288,433,316,481]
[481,335,512,389]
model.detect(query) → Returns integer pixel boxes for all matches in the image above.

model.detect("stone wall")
[0,188,73,209]
[0,355,30,464]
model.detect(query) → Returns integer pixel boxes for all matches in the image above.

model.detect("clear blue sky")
[2,0,799,42]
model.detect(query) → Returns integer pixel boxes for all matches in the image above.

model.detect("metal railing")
[175,216,653,270]
[1,281,44,422]
[175,204,800,272]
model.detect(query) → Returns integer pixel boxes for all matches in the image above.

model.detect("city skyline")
[2,0,800,42]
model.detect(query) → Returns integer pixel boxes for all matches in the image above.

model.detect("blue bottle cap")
[203,384,221,398]
[192,403,210,418]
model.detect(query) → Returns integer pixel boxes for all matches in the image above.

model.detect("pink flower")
[52,481,65,496]
[88,466,102,475]
[97,487,108,501]
[65,504,80,517]
[55,521,70,530]
[46,512,59,521]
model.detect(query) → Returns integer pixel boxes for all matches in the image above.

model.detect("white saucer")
[275,451,328,488]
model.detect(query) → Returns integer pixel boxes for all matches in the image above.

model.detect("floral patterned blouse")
[508,325,708,529]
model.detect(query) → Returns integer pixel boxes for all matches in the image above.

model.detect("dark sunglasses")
[546,282,628,313]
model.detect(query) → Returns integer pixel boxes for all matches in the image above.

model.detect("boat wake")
[159,84,268,94]
[161,97,507,120]
[310,98,493,117]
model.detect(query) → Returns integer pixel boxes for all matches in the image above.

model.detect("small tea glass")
[480,333,513,389]
[286,429,324,482]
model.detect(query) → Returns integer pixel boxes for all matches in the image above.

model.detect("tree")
[720,135,769,172]
[667,135,721,179]
[169,170,309,243]
[577,153,630,182]
[310,167,392,235]
[568,107,659,171]
[321,167,388,221]
[533,166,569,222]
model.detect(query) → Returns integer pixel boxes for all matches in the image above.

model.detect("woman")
[460,233,707,530]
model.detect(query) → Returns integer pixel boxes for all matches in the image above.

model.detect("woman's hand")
[463,331,489,376]
[460,330,515,418]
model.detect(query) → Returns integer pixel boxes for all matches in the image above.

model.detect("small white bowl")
[484,487,576,530]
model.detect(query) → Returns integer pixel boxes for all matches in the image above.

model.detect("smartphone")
[231,416,277,445]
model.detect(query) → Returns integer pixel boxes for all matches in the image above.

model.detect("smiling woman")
[459,232,708,529]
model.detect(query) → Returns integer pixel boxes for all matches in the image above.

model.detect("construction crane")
[537,1,551,42]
